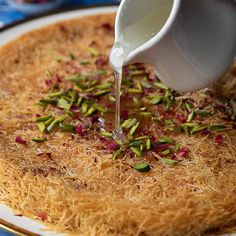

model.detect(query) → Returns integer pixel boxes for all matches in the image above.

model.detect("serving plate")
[0,6,117,236]
[0,5,235,236]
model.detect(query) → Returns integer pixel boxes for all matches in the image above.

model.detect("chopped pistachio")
[133,96,142,107]
[134,162,151,172]
[67,90,77,103]
[128,88,142,94]
[108,96,116,102]
[65,74,83,82]
[32,137,47,143]
[209,124,227,131]
[38,98,56,106]
[130,147,142,157]
[141,80,152,88]
[95,70,107,75]
[162,158,178,165]
[85,87,95,93]
[136,81,142,90]
[187,111,195,122]
[88,47,100,56]
[93,104,107,113]
[173,143,180,153]
[140,144,144,151]
[185,102,193,112]
[80,60,90,65]
[191,125,208,134]
[96,83,112,89]
[59,123,75,133]
[49,91,64,98]
[160,136,173,144]
[135,136,150,141]
[164,119,173,126]
[162,149,171,156]
[140,112,152,118]
[37,122,46,133]
[154,82,168,90]
[46,115,67,132]
[36,115,52,123]
[129,140,142,147]
[101,131,113,138]
[130,70,146,76]
[146,139,151,150]
[57,98,72,110]
[82,103,88,114]
[121,118,137,129]
[77,97,83,107]
[198,110,211,117]
[85,107,96,116]
[112,148,124,160]
[94,90,110,96]
[150,96,162,105]
[128,122,140,136]
[76,82,86,91]
[44,117,54,126]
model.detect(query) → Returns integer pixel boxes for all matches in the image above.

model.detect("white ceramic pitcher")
[114,0,236,92]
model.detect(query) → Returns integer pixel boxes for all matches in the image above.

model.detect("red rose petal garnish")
[153,143,170,151]
[15,136,27,145]
[171,155,177,160]
[95,57,108,69]
[177,148,188,158]
[214,135,224,144]
[107,141,120,151]
[120,110,129,119]
[200,130,211,136]
[123,66,130,76]
[45,79,52,86]
[37,211,47,221]
[35,114,41,118]
[75,125,84,136]
[54,74,62,83]
[101,23,113,30]
[175,113,186,124]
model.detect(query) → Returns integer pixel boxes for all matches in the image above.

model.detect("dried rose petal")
[101,23,113,30]
[123,66,130,76]
[200,130,211,136]
[59,25,67,33]
[177,148,188,158]
[45,80,52,86]
[35,114,41,118]
[95,57,108,69]
[37,211,47,221]
[153,143,170,151]
[120,110,129,119]
[171,154,178,160]
[175,114,186,124]
[15,136,27,145]
[54,74,62,83]
[214,135,224,144]
[75,125,84,136]
[107,141,120,151]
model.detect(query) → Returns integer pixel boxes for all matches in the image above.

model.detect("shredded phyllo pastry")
[0,14,236,236]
